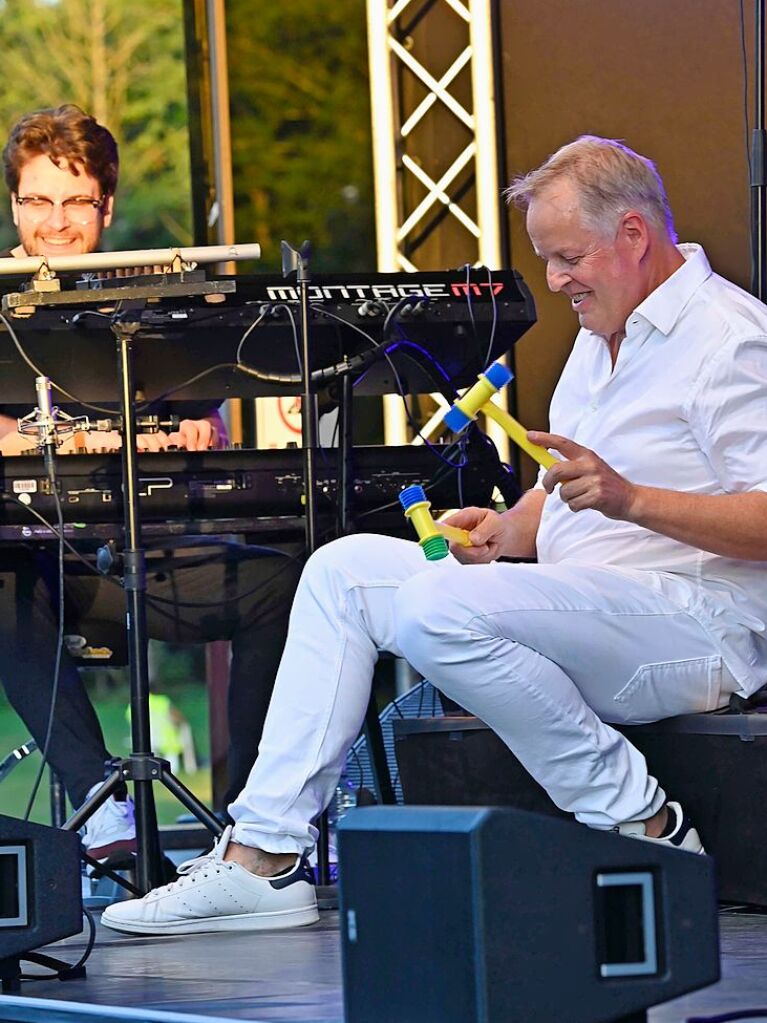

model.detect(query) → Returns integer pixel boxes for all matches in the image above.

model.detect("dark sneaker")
[616,801,704,853]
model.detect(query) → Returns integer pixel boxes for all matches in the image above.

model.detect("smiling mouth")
[570,291,591,307]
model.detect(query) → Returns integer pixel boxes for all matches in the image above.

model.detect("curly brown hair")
[3,104,119,197]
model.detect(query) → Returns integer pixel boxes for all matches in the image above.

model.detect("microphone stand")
[64,316,223,894]
[280,241,333,888]
[751,0,767,300]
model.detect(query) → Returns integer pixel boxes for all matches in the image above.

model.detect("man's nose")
[546,262,571,293]
[46,202,68,229]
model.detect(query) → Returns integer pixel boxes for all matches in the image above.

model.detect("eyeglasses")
[15,195,105,225]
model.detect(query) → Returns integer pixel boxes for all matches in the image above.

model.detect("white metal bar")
[0,244,261,276]
[468,0,509,460]
[206,0,236,272]
[383,392,409,444]
[389,37,474,130]
[469,0,502,268]
[367,0,400,271]
[444,0,471,21]
[410,392,451,445]
[388,0,414,23]
[398,253,419,272]
[399,147,480,238]
[401,46,473,138]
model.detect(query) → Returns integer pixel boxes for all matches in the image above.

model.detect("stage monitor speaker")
[337,806,719,1023]
[0,814,82,987]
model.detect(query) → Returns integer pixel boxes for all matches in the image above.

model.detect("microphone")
[34,375,58,484]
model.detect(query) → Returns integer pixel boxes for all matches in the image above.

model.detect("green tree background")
[0,0,376,819]
[0,0,375,268]
[0,0,192,252]
[226,0,375,271]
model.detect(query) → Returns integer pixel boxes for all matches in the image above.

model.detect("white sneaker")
[100,825,319,935]
[616,801,705,854]
[81,786,137,860]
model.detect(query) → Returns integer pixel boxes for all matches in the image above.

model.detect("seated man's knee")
[394,571,461,668]
[304,533,409,583]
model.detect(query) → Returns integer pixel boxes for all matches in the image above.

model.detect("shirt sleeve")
[689,337,767,493]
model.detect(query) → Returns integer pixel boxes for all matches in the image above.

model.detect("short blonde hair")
[505,135,676,242]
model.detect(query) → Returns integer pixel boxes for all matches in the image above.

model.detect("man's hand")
[529,431,637,520]
[133,418,221,451]
[59,418,223,453]
[441,507,511,564]
[163,418,220,451]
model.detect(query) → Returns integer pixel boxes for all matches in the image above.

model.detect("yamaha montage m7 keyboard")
[0,268,536,407]
[0,443,502,542]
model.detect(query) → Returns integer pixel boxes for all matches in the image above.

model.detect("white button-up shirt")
[536,244,767,695]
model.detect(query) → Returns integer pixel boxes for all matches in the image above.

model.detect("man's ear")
[102,193,114,228]
[619,211,650,260]
[10,193,19,229]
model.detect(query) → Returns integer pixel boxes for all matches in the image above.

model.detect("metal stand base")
[65,756,221,892]
[0,953,85,993]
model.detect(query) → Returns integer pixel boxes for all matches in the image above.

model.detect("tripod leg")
[159,765,223,835]
[63,768,124,833]
[0,956,21,993]
[49,767,67,827]
[133,774,165,892]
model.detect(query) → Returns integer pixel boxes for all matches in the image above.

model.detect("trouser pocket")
[612,654,722,724]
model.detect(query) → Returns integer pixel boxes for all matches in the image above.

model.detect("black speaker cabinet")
[0,814,82,983]
[393,713,767,905]
[337,805,718,1023]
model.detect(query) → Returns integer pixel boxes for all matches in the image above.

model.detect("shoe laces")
[154,827,233,896]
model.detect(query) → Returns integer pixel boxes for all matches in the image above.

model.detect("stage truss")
[366,0,511,454]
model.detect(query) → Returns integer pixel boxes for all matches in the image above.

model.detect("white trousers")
[230,534,735,853]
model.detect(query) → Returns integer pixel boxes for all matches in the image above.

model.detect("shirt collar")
[631,243,712,336]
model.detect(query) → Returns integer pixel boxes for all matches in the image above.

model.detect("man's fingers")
[137,431,168,452]
[176,419,214,451]
[558,478,592,505]
[527,431,585,459]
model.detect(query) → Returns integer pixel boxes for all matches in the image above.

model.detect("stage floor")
[1,906,766,1022]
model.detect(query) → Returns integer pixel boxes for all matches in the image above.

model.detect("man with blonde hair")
[104,135,767,936]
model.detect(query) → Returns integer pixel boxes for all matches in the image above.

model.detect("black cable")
[484,265,499,368]
[0,311,116,415]
[135,362,238,411]
[234,306,269,364]
[381,294,427,341]
[1,307,238,416]
[143,555,303,613]
[464,262,479,348]
[0,491,303,614]
[19,907,96,982]
[22,486,65,822]
[279,302,302,375]
[350,744,365,791]
[0,492,127,583]
[69,906,97,973]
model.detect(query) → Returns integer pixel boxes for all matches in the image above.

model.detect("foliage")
[0,0,192,252]
[0,0,375,267]
[0,683,210,825]
[226,0,375,271]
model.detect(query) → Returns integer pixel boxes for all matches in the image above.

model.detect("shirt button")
[590,401,598,411]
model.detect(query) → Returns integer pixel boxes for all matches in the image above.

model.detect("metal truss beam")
[366,0,510,453]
